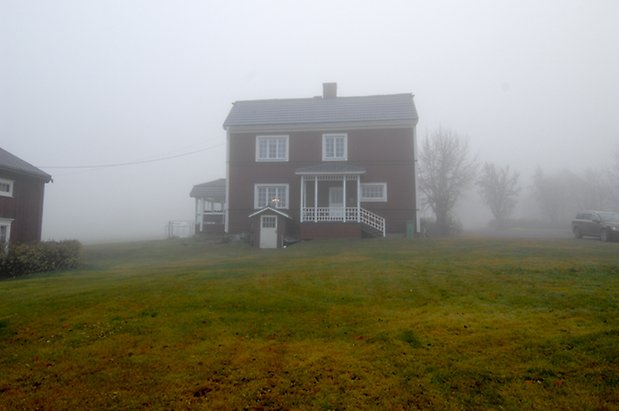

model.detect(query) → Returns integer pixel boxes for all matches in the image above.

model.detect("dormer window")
[256,135,289,162]
[0,178,13,197]
[322,133,347,161]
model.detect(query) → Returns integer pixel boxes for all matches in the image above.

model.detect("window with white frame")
[0,178,14,197]
[322,133,347,161]
[0,219,12,252]
[256,135,289,161]
[261,215,277,228]
[361,183,387,202]
[255,184,289,209]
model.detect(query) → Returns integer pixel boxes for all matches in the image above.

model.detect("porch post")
[300,175,304,222]
[342,177,347,223]
[195,198,200,232]
[357,176,361,222]
[199,199,205,232]
[314,177,318,223]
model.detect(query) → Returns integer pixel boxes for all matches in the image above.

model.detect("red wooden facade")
[222,84,419,244]
[0,148,52,247]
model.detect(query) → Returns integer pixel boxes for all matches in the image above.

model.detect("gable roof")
[248,206,292,220]
[223,93,418,130]
[0,147,52,182]
[190,178,226,200]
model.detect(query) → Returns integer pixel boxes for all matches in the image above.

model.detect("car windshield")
[598,211,619,221]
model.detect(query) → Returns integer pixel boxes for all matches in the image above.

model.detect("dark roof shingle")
[0,147,52,181]
[223,93,417,129]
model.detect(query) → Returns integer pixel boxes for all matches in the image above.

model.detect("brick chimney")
[323,82,337,99]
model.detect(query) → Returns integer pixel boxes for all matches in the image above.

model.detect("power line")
[38,143,224,169]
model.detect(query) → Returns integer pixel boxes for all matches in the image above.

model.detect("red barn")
[0,147,52,248]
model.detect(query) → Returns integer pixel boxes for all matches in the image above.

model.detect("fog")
[2,0,618,243]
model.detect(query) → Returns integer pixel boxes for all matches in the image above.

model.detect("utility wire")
[38,143,224,169]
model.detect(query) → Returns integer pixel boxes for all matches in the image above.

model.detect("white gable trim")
[248,207,292,219]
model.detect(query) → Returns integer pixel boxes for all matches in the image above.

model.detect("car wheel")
[573,227,582,239]
[600,229,609,242]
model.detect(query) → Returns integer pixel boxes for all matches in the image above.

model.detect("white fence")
[165,220,195,239]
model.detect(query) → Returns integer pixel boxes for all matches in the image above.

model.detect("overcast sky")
[2,0,618,242]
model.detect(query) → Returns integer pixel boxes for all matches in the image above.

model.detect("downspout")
[225,128,230,233]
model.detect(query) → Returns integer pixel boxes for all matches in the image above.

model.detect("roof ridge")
[232,93,414,104]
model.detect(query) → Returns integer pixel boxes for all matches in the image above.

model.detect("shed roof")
[223,93,417,129]
[190,178,226,200]
[0,147,52,181]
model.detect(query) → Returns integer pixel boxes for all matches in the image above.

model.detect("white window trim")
[0,178,14,197]
[255,135,289,162]
[360,183,388,202]
[0,218,13,251]
[254,184,289,209]
[322,133,348,161]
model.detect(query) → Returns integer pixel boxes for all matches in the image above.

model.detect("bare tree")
[418,128,477,234]
[532,168,575,224]
[477,163,520,227]
[531,166,615,225]
[574,168,614,211]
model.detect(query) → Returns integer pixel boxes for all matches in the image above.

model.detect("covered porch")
[295,164,385,237]
[190,178,226,234]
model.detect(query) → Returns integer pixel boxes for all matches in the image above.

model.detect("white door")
[329,187,344,219]
[259,215,278,248]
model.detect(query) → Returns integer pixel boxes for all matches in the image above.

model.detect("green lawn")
[1,237,618,409]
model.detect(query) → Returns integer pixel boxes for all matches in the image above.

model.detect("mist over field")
[2,0,618,243]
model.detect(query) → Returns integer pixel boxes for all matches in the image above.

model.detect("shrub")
[0,240,81,278]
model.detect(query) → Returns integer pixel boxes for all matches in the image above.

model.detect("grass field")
[1,236,618,410]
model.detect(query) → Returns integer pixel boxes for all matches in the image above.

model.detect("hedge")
[0,240,82,278]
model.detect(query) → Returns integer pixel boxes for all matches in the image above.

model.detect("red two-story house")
[223,83,419,248]
[0,147,52,249]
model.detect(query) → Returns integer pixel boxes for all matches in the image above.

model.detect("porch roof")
[190,178,226,200]
[294,163,366,176]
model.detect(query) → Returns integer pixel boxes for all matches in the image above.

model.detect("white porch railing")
[301,207,385,237]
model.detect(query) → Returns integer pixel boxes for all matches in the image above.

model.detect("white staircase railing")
[359,208,386,237]
[300,207,385,237]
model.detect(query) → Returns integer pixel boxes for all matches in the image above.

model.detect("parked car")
[571,210,619,242]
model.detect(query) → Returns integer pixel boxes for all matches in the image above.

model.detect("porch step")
[360,223,384,238]
[300,207,385,237]
[358,208,386,237]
